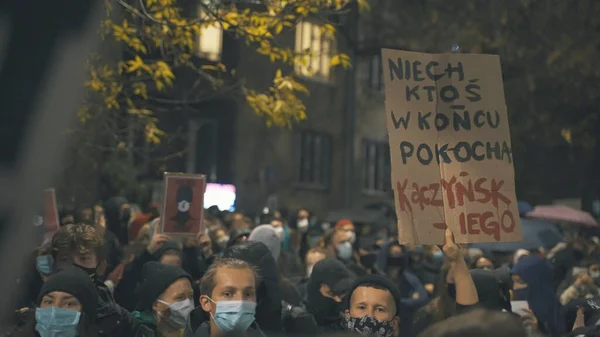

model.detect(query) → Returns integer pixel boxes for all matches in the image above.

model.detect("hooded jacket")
[376,241,428,310]
[249,225,281,262]
[105,197,129,245]
[512,255,565,337]
[223,241,283,333]
[470,269,511,312]
[302,259,353,333]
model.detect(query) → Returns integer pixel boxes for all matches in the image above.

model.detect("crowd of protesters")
[7,198,600,337]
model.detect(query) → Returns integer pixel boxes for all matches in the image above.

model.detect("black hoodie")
[222,241,283,333]
[105,197,129,245]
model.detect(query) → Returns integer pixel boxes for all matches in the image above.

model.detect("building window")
[368,54,383,90]
[196,7,223,62]
[296,131,332,187]
[363,140,390,193]
[294,21,334,80]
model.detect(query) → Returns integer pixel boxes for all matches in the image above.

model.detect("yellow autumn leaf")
[330,54,341,67]
[561,128,572,143]
[274,22,283,34]
[126,56,145,73]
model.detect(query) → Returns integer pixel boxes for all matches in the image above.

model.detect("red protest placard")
[160,173,206,235]
[43,189,59,232]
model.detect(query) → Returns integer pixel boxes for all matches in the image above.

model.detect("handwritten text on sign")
[382,49,521,245]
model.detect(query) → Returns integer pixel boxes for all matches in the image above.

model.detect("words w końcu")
[382,49,522,245]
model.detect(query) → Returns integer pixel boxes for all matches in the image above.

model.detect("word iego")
[458,210,516,241]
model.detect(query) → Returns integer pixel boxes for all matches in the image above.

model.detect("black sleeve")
[411,309,433,337]
[113,250,154,311]
[182,246,211,281]
[116,303,142,337]
[282,304,319,335]
[104,230,124,275]
[280,278,303,306]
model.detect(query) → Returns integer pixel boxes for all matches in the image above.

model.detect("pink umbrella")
[526,205,599,227]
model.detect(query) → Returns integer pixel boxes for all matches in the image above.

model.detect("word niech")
[387,58,481,103]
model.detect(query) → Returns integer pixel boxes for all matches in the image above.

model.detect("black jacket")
[280,277,302,307]
[104,197,129,246]
[114,249,155,311]
[103,228,124,276]
[115,247,205,311]
[223,241,283,333]
[96,281,137,337]
[281,300,318,335]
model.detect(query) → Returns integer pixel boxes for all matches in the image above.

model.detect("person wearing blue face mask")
[36,253,54,281]
[184,258,262,337]
[17,267,99,337]
[322,229,367,277]
[132,262,195,337]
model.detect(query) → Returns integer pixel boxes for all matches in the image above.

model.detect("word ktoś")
[395,172,515,241]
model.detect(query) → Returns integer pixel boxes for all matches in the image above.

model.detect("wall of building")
[231,35,350,216]
[351,55,394,208]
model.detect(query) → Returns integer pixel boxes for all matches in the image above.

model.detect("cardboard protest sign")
[161,173,206,235]
[382,49,521,245]
[43,189,59,232]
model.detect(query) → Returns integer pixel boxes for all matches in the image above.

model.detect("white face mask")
[158,298,194,329]
[297,219,309,231]
[347,231,356,244]
[591,271,600,279]
[273,226,284,239]
[177,200,191,212]
[337,241,353,261]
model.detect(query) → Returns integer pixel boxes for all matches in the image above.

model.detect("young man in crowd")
[185,258,262,337]
[51,223,137,337]
[293,247,327,300]
[343,274,404,337]
[321,229,366,276]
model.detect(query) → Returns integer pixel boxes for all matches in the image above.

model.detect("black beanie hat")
[344,274,404,318]
[37,267,98,322]
[136,261,192,311]
[154,240,182,260]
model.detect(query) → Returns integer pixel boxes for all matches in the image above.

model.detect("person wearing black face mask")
[303,259,355,333]
[356,236,383,275]
[408,246,440,288]
[377,242,428,312]
[359,252,379,273]
[342,275,406,337]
